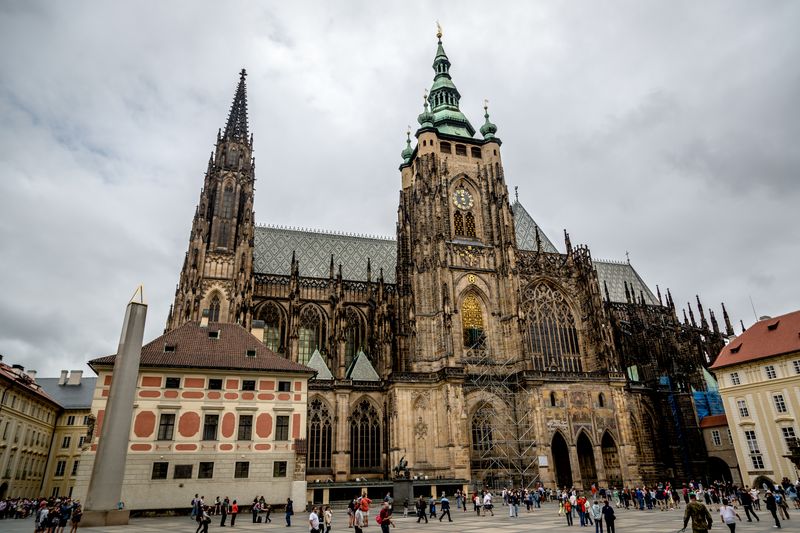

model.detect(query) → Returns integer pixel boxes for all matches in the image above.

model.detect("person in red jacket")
[230,500,239,526]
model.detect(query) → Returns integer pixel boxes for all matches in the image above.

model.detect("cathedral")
[166,32,731,498]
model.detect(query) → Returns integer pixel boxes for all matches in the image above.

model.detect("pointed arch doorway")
[601,431,622,487]
[552,432,573,489]
[577,432,597,488]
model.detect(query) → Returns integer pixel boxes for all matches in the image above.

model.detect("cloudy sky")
[1,1,797,376]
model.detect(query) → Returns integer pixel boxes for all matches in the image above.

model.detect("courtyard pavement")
[1,504,798,532]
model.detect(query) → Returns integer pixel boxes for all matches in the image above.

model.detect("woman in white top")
[719,499,741,533]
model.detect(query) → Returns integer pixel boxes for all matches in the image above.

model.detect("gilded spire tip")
[436,21,442,40]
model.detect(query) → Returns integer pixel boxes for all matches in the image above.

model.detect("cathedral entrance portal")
[577,432,597,488]
[601,431,622,488]
[552,432,573,489]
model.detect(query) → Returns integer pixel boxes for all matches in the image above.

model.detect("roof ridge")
[255,223,395,242]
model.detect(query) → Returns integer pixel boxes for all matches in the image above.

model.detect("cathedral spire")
[722,302,734,336]
[223,69,249,142]
[422,25,475,138]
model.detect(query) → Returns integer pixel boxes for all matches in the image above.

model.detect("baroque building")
[167,33,731,499]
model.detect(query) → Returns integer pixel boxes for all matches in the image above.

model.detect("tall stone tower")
[395,30,523,372]
[167,70,255,330]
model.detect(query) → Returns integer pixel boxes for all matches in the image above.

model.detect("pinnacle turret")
[223,69,249,142]
[422,27,475,138]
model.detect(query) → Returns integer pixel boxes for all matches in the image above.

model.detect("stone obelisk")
[83,288,147,526]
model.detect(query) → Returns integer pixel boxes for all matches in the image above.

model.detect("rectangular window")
[151,462,168,480]
[455,144,467,156]
[174,464,193,479]
[51,487,59,498]
[278,381,291,392]
[61,436,71,449]
[711,429,721,446]
[242,380,256,391]
[78,436,86,447]
[440,142,452,154]
[198,462,214,479]
[794,360,800,375]
[66,415,75,425]
[275,415,289,441]
[71,460,80,476]
[727,428,733,445]
[730,372,740,386]
[165,377,181,389]
[157,413,175,440]
[83,415,90,425]
[55,460,66,477]
[203,414,219,441]
[238,415,253,441]
[744,430,765,469]
[737,399,749,418]
[774,394,788,413]
[273,461,287,478]
[782,427,797,451]
[208,378,223,390]
[234,461,249,479]
[765,365,777,379]
[470,147,482,158]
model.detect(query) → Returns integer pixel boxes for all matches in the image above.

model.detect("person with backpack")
[682,492,714,533]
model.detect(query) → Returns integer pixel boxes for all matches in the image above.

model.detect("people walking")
[416,496,428,523]
[323,505,332,533]
[683,493,713,533]
[439,493,452,522]
[286,498,294,527]
[308,506,320,533]
[377,501,393,533]
[220,496,229,527]
[766,491,782,529]
[564,498,573,526]
[738,489,759,522]
[602,500,616,533]
[719,499,741,533]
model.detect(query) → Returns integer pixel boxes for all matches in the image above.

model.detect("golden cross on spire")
[436,21,443,40]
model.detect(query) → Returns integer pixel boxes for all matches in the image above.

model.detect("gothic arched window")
[465,212,476,238]
[219,221,229,248]
[462,294,487,351]
[350,399,381,471]
[308,398,332,471]
[523,283,582,372]
[222,185,234,218]
[471,404,494,453]
[343,307,366,370]
[454,211,465,236]
[298,305,327,365]
[209,295,221,322]
[257,301,286,353]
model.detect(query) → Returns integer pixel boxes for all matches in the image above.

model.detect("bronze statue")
[393,456,410,479]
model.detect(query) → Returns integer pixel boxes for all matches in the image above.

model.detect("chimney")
[67,370,83,386]
[11,364,24,376]
[200,309,210,328]
[250,320,265,342]
[59,370,69,386]
[26,369,37,381]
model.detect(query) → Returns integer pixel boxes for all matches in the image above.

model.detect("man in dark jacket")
[682,493,713,533]
[439,493,452,522]
[602,500,616,533]
[766,491,781,529]
[738,489,759,522]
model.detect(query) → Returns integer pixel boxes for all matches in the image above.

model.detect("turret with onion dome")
[400,128,413,164]
[480,99,498,141]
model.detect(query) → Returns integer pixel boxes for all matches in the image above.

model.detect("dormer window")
[246,349,257,357]
[164,344,176,353]
[208,330,220,339]
[767,320,780,331]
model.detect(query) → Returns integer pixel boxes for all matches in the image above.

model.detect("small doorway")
[601,431,622,488]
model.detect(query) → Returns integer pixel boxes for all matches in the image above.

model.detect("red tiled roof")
[89,321,314,374]
[711,309,800,370]
[0,362,60,406]
[699,414,728,428]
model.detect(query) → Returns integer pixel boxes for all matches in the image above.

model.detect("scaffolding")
[466,345,539,490]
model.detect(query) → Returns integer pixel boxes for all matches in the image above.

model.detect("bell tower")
[167,69,255,330]
[395,30,523,372]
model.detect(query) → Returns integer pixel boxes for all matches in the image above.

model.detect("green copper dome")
[424,35,475,138]
[479,102,498,140]
[417,92,435,128]
[401,130,413,163]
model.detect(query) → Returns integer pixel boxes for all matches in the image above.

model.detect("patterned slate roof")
[594,260,659,305]
[511,200,559,253]
[345,350,380,381]
[307,349,333,380]
[254,225,396,283]
[89,321,314,374]
[37,377,97,409]
[253,201,658,305]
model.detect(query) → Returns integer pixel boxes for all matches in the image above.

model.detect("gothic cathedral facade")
[167,36,731,494]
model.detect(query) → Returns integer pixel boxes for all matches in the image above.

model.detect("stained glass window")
[454,211,464,236]
[298,305,326,365]
[350,399,381,471]
[462,294,486,350]
[308,398,332,471]
[258,301,286,353]
[523,283,582,372]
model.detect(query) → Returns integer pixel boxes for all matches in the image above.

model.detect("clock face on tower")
[452,188,474,210]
